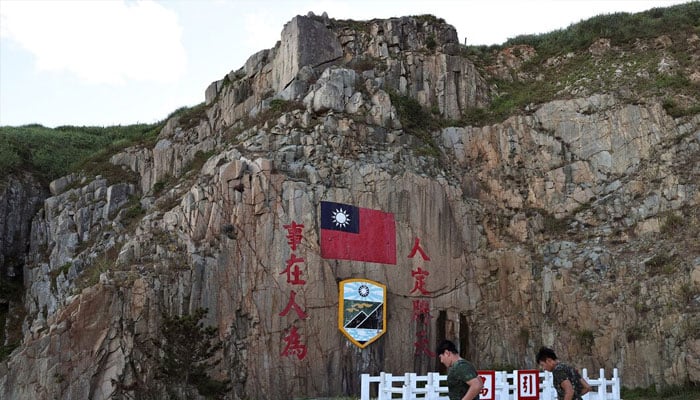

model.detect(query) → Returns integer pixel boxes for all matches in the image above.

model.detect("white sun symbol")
[332,208,350,228]
[358,284,370,297]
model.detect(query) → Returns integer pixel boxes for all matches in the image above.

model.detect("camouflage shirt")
[447,359,480,400]
[552,362,585,400]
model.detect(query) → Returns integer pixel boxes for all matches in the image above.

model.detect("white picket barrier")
[581,368,622,400]
[360,368,621,400]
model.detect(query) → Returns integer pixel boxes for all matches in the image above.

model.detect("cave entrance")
[435,310,471,372]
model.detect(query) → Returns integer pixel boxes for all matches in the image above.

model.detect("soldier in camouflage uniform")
[437,340,483,400]
[536,347,592,400]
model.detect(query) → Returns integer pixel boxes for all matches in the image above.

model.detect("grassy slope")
[460,2,700,125]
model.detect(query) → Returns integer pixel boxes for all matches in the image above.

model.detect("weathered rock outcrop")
[1,11,699,400]
[0,173,48,353]
[0,173,47,280]
[205,14,489,129]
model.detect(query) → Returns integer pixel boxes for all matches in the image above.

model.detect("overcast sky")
[0,0,691,128]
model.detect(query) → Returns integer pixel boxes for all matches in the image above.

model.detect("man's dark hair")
[536,346,558,363]
[436,339,458,356]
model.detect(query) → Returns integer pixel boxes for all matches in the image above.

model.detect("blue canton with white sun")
[332,207,351,228]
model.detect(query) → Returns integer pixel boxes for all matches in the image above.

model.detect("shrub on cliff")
[153,308,230,399]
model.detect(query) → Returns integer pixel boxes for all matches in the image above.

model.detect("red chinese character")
[279,290,308,319]
[407,237,430,261]
[281,254,306,285]
[283,221,304,251]
[414,329,435,357]
[411,299,432,325]
[410,267,431,295]
[281,326,307,360]
[480,376,489,396]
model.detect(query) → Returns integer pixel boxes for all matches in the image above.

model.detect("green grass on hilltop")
[622,383,700,400]
[0,123,160,183]
[503,2,700,58]
[461,2,700,125]
[2,3,698,184]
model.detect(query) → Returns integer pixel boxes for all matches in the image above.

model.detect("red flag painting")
[320,201,396,265]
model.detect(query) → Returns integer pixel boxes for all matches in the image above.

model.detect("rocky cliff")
[0,10,698,400]
[0,173,47,362]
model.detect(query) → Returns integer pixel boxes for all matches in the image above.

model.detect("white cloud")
[240,0,363,58]
[242,11,284,53]
[0,0,186,85]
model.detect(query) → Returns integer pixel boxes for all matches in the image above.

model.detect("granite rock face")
[1,12,699,400]
[0,173,47,281]
[205,14,490,129]
[0,173,48,357]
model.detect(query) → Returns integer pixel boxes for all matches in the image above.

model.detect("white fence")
[360,368,620,400]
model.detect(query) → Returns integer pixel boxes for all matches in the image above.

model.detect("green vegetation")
[663,97,700,118]
[575,329,595,351]
[412,14,446,25]
[518,327,530,344]
[168,102,209,131]
[426,34,437,51]
[0,123,160,183]
[459,2,700,126]
[484,363,519,372]
[645,250,680,275]
[75,252,115,292]
[656,206,700,258]
[660,212,685,235]
[49,262,73,291]
[681,315,700,341]
[625,324,646,343]
[331,18,369,33]
[388,91,443,158]
[634,301,651,316]
[225,99,305,142]
[541,212,569,235]
[152,175,174,196]
[121,195,147,231]
[678,284,700,310]
[503,3,700,58]
[153,308,230,398]
[268,99,304,114]
[350,57,381,72]
[3,4,697,184]
[184,150,216,174]
[622,383,700,400]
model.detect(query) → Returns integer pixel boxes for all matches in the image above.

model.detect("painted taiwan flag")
[320,201,396,265]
